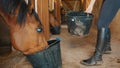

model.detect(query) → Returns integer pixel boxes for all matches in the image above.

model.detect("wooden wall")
[62,0,91,11]
[37,0,50,40]
[110,10,120,39]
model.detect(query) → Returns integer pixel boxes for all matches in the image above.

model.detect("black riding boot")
[104,28,112,54]
[81,28,108,66]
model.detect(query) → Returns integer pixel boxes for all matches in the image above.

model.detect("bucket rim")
[66,11,94,17]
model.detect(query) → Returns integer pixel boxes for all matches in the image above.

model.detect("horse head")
[0,0,48,55]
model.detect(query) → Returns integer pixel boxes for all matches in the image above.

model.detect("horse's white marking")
[35,0,38,13]
[25,0,28,5]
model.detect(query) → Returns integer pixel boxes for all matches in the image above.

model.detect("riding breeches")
[97,0,120,29]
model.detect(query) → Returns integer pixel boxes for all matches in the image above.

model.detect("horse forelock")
[0,0,31,26]
[17,1,29,25]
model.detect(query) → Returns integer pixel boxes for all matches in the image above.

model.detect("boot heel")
[104,51,111,54]
[96,61,102,65]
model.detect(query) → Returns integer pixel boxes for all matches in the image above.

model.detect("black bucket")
[26,38,62,68]
[67,11,93,36]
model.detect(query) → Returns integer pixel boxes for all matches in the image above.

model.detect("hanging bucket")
[26,38,62,68]
[67,11,93,36]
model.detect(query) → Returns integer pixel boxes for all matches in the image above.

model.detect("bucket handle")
[45,37,61,49]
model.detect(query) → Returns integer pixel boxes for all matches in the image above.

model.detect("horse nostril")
[36,28,42,32]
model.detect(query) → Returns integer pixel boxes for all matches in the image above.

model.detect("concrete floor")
[0,26,120,68]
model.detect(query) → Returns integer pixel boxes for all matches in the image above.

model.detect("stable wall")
[37,0,50,40]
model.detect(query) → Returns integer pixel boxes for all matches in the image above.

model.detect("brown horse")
[49,0,62,34]
[0,0,48,55]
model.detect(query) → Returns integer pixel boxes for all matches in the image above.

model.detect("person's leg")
[97,0,120,29]
[81,0,120,66]
[97,0,120,53]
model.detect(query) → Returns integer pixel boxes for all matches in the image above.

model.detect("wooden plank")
[37,0,50,40]
[63,0,73,10]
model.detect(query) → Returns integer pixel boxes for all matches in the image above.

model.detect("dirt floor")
[0,25,120,68]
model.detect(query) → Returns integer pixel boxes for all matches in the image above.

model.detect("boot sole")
[104,51,111,54]
[80,61,102,66]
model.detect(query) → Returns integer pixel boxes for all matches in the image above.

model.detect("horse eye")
[36,27,42,32]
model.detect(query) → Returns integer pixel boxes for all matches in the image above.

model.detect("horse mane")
[0,0,21,14]
[17,1,29,25]
[0,0,30,25]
